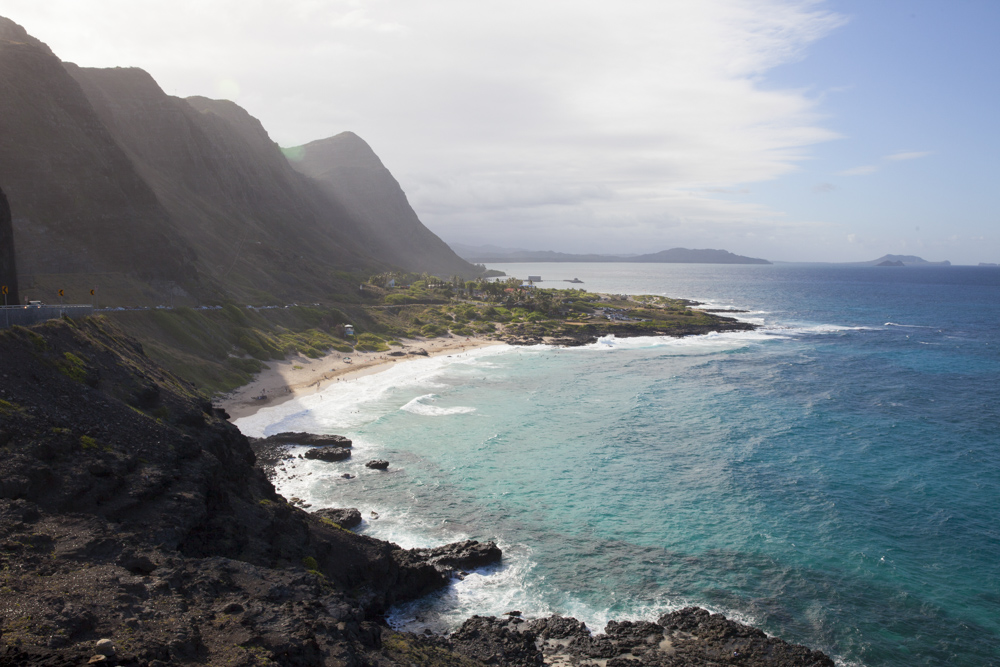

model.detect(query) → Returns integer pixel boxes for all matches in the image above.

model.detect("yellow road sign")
[90,289,95,296]
[58,289,64,297]
[0,285,7,295]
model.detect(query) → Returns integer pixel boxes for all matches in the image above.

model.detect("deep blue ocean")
[236,263,1000,666]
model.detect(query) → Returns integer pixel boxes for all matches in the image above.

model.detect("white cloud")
[884,150,931,161]
[2,0,846,252]
[839,165,878,176]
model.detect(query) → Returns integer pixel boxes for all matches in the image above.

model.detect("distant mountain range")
[0,16,479,305]
[451,243,772,265]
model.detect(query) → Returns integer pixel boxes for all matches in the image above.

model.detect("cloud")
[813,182,836,192]
[884,151,931,161]
[836,149,931,178]
[2,0,847,251]
[839,165,879,176]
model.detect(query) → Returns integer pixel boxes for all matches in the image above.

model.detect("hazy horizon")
[3,0,998,264]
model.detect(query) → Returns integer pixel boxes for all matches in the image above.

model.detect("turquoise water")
[236,264,1000,666]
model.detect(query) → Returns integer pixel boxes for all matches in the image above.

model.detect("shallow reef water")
[237,263,1000,667]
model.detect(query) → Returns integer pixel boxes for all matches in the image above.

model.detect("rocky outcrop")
[256,432,353,447]
[313,507,363,529]
[439,608,834,667]
[402,540,503,576]
[365,459,390,470]
[304,446,352,462]
[0,318,501,664]
[0,185,18,306]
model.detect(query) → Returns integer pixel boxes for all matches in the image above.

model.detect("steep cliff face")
[0,18,196,287]
[0,318,500,665]
[286,132,480,278]
[0,186,18,305]
[64,65,382,301]
[1,15,482,308]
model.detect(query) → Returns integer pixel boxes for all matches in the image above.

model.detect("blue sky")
[2,0,997,263]
[745,0,1000,263]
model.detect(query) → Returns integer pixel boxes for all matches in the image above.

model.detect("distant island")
[452,243,771,265]
[861,254,951,267]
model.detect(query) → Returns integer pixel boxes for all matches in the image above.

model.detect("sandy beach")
[217,334,503,420]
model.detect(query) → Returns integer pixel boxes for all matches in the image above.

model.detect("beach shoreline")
[217,334,503,421]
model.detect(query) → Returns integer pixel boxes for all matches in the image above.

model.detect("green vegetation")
[55,351,88,383]
[89,270,742,397]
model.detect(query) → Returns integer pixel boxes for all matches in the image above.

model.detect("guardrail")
[0,305,94,329]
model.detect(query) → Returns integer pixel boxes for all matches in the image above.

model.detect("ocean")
[234,263,1000,667]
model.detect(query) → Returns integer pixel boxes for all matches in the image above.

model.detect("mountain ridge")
[454,244,771,264]
[0,15,481,307]
[284,132,476,278]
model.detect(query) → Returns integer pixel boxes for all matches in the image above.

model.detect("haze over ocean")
[236,264,1000,667]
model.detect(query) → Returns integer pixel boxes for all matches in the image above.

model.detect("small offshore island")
[0,284,833,666]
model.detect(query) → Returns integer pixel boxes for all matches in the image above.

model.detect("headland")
[0,316,836,666]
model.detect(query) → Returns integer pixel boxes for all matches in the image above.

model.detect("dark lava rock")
[303,446,351,462]
[312,507,363,529]
[450,615,544,667]
[365,459,389,470]
[407,539,502,573]
[408,348,429,356]
[254,431,353,448]
[440,609,835,667]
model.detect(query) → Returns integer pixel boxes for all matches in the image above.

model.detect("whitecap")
[401,394,477,416]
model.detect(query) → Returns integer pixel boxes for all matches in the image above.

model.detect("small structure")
[344,324,355,336]
[528,275,542,282]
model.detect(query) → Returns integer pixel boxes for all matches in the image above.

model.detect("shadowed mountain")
[0,186,18,305]
[63,64,383,301]
[1,15,482,307]
[284,132,479,277]
[0,17,195,292]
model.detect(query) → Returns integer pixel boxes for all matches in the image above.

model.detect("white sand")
[217,335,502,421]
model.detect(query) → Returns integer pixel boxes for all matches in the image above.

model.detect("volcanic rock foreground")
[0,318,833,666]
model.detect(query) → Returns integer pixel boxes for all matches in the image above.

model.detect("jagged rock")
[0,185,19,306]
[450,616,544,667]
[409,349,429,356]
[443,610,834,667]
[366,459,390,470]
[407,540,502,574]
[303,446,351,462]
[255,431,353,448]
[313,507,363,529]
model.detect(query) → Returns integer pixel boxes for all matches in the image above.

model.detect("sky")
[2,0,998,263]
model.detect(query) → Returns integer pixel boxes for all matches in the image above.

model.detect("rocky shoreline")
[0,318,832,666]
